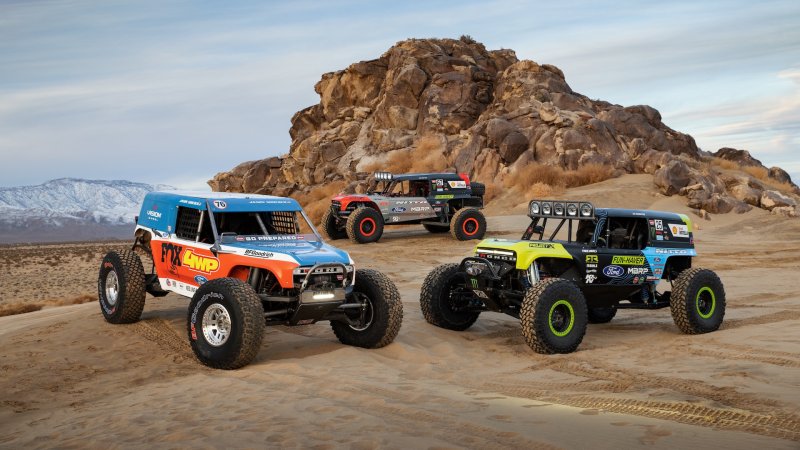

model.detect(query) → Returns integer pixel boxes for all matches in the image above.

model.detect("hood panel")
[226,240,351,266]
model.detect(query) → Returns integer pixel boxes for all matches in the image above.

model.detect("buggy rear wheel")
[588,306,617,324]
[98,250,146,324]
[670,268,725,334]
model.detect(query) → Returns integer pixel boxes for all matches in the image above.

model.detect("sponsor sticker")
[628,267,649,275]
[391,207,406,213]
[244,249,274,259]
[194,275,208,284]
[586,255,599,263]
[611,255,645,265]
[182,250,220,273]
[448,180,467,189]
[655,248,690,255]
[585,274,597,284]
[603,265,624,277]
[529,243,555,249]
[655,219,663,231]
[669,223,689,237]
[212,200,227,209]
[434,194,454,199]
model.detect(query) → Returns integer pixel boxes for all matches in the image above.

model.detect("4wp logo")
[161,244,220,274]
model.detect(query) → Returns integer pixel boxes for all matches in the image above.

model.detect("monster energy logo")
[471,278,479,289]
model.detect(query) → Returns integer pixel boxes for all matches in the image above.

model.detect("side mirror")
[210,242,220,257]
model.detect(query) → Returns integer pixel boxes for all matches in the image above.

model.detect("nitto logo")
[182,250,220,273]
[603,265,624,278]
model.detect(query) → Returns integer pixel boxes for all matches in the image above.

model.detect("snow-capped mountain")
[0,178,175,243]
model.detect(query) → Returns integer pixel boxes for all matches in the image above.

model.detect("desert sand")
[1,175,799,449]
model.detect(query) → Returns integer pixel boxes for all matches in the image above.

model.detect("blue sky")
[1,0,798,189]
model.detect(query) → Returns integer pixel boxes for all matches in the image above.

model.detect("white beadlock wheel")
[202,303,233,347]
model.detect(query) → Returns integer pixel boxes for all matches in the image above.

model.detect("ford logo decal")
[603,265,624,278]
[194,275,208,285]
[391,207,406,213]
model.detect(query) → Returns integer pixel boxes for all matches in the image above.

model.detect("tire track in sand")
[130,318,193,361]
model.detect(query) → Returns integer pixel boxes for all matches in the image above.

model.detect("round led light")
[554,202,565,215]
[580,203,592,217]
[542,202,552,215]
[567,203,578,216]
[530,202,541,215]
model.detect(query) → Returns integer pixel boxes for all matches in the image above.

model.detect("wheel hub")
[105,270,119,306]
[349,293,374,331]
[202,303,232,346]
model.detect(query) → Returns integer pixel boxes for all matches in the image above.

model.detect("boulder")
[654,160,692,195]
[714,147,763,167]
[760,190,797,210]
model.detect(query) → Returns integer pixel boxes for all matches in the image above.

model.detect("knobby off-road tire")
[331,269,403,348]
[321,208,347,240]
[98,250,146,324]
[588,306,617,324]
[346,207,384,244]
[670,268,725,334]
[520,279,588,354]
[450,208,487,241]
[423,223,449,233]
[470,182,486,197]
[420,263,480,331]
[187,278,265,369]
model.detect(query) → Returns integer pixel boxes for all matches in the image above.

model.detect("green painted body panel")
[474,238,574,270]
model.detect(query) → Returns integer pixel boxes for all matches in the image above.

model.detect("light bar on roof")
[374,171,393,180]
[529,199,594,219]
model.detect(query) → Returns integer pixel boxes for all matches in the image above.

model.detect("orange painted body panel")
[152,240,299,288]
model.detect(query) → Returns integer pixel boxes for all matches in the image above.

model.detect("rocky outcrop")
[209,37,798,217]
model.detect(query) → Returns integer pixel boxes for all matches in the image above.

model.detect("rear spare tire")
[470,182,486,197]
[98,250,146,324]
[187,278,265,369]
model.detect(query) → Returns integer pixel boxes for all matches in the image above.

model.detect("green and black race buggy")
[420,199,725,354]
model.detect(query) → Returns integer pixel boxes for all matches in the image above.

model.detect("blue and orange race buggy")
[98,192,402,369]
[420,199,725,354]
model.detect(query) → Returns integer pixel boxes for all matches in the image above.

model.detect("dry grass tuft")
[364,136,449,174]
[295,180,347,225]
[708,157,796,194]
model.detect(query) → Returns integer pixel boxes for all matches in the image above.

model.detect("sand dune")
[1,175,799,449]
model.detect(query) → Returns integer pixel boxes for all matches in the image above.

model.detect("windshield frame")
[206,202,325,245]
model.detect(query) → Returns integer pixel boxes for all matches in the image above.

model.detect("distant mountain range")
[0,178,175,244]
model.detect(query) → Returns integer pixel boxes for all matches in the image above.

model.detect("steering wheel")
[596,236,607,248]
